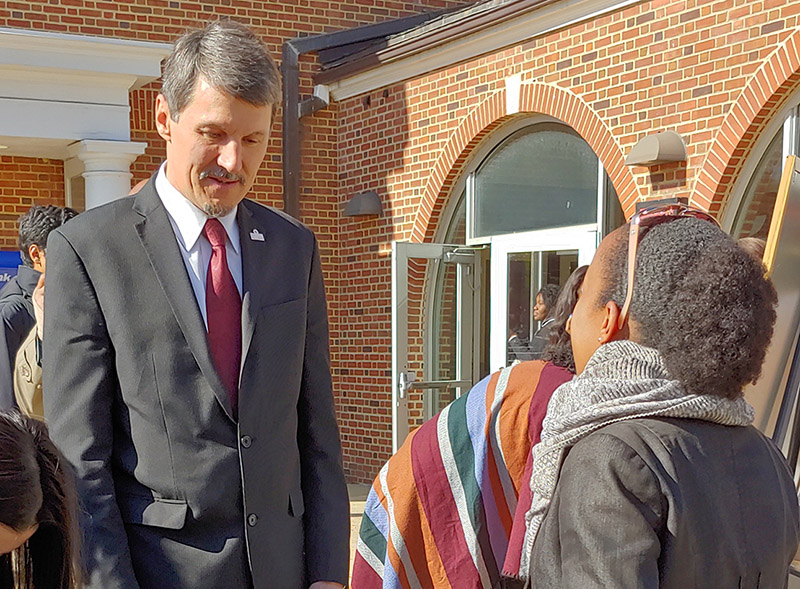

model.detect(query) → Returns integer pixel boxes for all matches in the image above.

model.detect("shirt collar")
[155,163,240,253]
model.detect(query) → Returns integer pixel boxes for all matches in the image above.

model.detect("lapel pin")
[249,229,265,242]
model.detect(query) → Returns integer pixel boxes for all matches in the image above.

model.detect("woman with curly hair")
[353,267,587,589]
[0,410,81,588]
[510,207,800,587]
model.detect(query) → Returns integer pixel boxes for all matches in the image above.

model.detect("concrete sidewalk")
[348,483,370,581]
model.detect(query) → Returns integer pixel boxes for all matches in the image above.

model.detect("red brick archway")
[412,82,640,242]
[694,30,800,215]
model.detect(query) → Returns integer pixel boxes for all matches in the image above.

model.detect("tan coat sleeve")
[14,327,43,420]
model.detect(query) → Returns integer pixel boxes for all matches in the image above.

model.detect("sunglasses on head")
[617,203,719,329]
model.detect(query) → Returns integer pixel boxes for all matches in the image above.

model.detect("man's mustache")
[199,166,243,183]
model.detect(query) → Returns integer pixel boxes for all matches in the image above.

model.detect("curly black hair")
[541,266,588,374]
[598,217,777,400]
[18,206,78,267]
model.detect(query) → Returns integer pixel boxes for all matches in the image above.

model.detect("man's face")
[155,77,273,217]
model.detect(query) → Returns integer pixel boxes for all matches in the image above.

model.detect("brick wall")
[335,0,800,480]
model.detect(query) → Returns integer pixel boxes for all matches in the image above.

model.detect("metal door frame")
[391,242,482,452]
[488,225,598,372]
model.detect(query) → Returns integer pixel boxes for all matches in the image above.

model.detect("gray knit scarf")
[516,340,754,581]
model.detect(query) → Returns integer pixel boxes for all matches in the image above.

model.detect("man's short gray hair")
[162,20,281,120]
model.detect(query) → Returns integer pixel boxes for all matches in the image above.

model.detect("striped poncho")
[352,360,573,588]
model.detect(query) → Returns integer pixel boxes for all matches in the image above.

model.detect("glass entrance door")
[391,242,483,451]
[489,225,597,372]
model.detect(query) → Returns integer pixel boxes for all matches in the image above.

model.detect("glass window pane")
[429,259,459,415]
[474,123,599,238]
[732,128,784,239]
[427,190,468,416]
[506,253,532,365]
[603,175,626,237]
[506,249,578,365]
[444,189,467,244]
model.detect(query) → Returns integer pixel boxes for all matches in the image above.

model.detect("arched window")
[470,123,607,239]
[424,118,623,407]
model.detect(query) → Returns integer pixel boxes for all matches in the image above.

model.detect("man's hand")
[32,274,45,339]
[309,582,345,589]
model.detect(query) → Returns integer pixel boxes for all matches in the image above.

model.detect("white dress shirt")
[155,163,243,328]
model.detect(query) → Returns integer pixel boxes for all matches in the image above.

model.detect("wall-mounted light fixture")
[344,190,382,217]
[626,131,687,166]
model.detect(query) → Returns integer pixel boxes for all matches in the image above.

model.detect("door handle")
[398,371,416,399]
[406,379,472,391]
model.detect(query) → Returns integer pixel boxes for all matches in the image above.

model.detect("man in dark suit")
[43,20,348,589]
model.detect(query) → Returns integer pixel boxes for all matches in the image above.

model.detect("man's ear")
[155,94,173,142]
[29,244,44,269]
[28,244,40,263]
[599,301,625,343]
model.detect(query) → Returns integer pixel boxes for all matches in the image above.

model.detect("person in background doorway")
[512,208,799,588]
[508,284,560,363]
[0,410,81,589]
[353,267,587,589]
[0,206,77,410]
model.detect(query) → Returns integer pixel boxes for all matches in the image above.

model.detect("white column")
[66,140,148,209]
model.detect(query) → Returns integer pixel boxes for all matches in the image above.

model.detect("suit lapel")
[237,202,276,375]
[132,183,235,421]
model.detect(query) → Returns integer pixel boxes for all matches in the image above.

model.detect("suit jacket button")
[240,435,252,448]
[247,513,258,527]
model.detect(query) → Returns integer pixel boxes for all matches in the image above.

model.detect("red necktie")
[203,218,241,415]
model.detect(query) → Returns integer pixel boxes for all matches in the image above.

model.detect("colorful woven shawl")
[352,360,573,588]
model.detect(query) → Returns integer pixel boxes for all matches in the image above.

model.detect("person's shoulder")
[242,199,312,235]
[577,418,760,471]
[567,419,675,470]
[0,277,22,302]
[0,278,29,316]
[0,294,27,315]
[54,197,137,243]
[590,417,694,444]
[570,424,643,457]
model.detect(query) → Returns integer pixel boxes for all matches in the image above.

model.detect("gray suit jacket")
[529,417,799,588]
[42,180,349,588]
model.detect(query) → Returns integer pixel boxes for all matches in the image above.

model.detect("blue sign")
[0,251,22,286]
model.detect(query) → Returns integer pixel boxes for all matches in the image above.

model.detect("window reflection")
[473,123,599,238]
[506,250,578,365]
[733,129,784,239]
